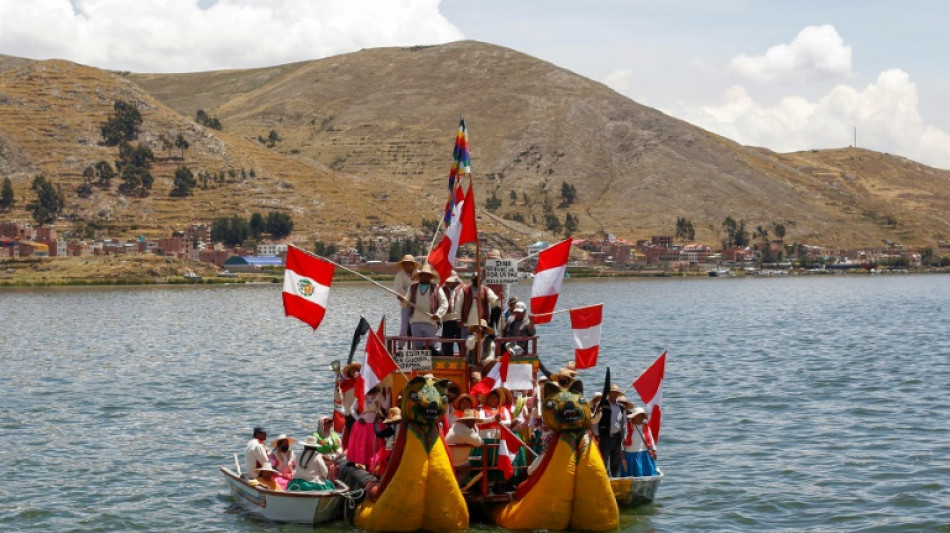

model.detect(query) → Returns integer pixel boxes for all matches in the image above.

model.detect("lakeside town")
[3,218,949,285]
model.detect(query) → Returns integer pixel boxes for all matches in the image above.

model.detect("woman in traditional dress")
[620,407,658,477]
[268,434,296,490]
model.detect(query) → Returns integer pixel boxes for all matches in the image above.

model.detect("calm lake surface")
[2,275,948,532]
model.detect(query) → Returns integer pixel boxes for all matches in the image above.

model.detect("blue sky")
[1,0,947,168]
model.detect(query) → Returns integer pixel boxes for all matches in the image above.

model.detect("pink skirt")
[347,421,377,467]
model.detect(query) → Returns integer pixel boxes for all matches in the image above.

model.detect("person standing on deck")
[484,249,507,329]
[400,263,448,350]
[440,271,467,356]
[597,384,629,477]
[393,254,419,348]
[461,272,499,363]
[621,407,658,477]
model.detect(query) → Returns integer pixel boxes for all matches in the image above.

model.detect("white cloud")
[681,69,950,169]
[730,25,853,83]
[0,0,464,72]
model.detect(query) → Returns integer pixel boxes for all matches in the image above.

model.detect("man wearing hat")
[465,319,497,364]
[445,409,485,468]
[394,254,419,348]
[440,270,467,357]
[244,427,269,480]
[400,262,448,350]
[502,301,536,352]
[596,384,629,477]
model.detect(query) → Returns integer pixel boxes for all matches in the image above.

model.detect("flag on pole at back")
[428,184,477,282]
[282,246,334,330]
[444,118,470,224]
[570,304,603,369]
[632,351,666,442]
[355,329,399,412]
[530,238,573,324]
[469,349,510,398]
[347,316,372,364]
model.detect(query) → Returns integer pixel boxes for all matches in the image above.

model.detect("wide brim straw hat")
[270,434,296,448]
[627,407,648,420]
[257,463,280,475]
[609,383,622,393]
[466,318,495,335]
[616,395,635,411]
[301,435,320,448]
[399,254,420,268]
[484,386,514,406]
[417,263,438,278]
[445,271,462,283]
[453,393,476,410]
[342,362,362,376]
[383,407,402,424]
[457,408,488,423]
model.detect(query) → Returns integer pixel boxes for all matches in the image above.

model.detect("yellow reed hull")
[491,435,619,531]
[354,435,468,531]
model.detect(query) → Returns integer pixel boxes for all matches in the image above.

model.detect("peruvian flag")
[530,238,572,324]
[632,351,666,442]
[495,424,525,480]
[428,184,477,283]
[355,329,399,412]
[570,304,603,369]
[282,246,334,330]
[469,350,510,398]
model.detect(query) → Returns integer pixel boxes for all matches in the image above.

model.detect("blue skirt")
[620,450,657,477]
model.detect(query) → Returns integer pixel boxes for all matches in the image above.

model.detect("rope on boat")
[341,488,365,524]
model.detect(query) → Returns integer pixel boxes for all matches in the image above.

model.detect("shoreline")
[2,261,945,288]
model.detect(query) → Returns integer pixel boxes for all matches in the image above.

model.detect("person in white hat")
[268,434,297,489]
[249,463,284,491]
[501,301,535,352]
[445,409,485,467]
[287,436,335,491]
[439,271,468,356]
[621,407,658,477]
[394,254,420,348]
[399,263,448,350]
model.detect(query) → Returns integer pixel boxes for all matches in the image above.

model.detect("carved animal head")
[541,378,591,432]
[400,376,450,426]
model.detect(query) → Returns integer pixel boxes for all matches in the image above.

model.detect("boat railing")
[448,440,529,500]
[385,335,539,362]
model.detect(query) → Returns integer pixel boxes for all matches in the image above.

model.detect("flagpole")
[471,173,485,366]
[501,424,538,458]
[291,246,427,313]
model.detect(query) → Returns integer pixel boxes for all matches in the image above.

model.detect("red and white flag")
[428,184,477,282]
[355,329,399,412]
[469,350,510,399]
[632,351,666,442]
[495,424,526,480]
[570,304,603,369]
[282,246,334,330]
[530,238,572,324]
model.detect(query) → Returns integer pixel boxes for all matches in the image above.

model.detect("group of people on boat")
[243,424,340,492]
[394,254,534,362]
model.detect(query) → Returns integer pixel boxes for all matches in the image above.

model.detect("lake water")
[2,275,948,532]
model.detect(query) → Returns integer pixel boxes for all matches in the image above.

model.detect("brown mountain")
[2,41,949,248]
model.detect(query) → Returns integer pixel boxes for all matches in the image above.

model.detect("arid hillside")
[1,41,948,248]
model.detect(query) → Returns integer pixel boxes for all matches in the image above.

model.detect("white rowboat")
[220,467,351,524]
